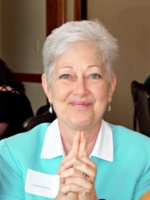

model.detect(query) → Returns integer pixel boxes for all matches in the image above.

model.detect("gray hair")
[42,19,118,84]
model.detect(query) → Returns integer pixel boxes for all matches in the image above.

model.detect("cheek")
[51,84,71,102]
[93,84,110,101]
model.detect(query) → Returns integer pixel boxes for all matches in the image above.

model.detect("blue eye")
[60,74,70,79]
[91,73,102,79]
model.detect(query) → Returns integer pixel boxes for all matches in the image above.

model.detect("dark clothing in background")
[0,91,33,139]
[144,75,150,94]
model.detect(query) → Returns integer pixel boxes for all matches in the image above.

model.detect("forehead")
[55,41,103,67]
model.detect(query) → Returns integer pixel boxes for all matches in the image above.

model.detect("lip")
[69,101,91,109]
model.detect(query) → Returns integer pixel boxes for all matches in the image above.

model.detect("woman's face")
[42,42,116,130]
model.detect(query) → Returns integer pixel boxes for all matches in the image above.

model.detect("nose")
[73,77,88,96]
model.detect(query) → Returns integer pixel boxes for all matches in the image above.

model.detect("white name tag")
[25,169,60,198]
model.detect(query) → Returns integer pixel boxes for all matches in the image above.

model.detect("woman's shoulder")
[0,123,50,153]
[109,123,150,147]
[108,123,150,168]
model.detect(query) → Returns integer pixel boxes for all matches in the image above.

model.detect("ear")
[108,74,117,102]
[41,73,52,103]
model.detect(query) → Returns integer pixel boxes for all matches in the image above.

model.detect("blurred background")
[0,0,150,130]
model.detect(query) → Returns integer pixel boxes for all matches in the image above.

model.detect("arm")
[140,190,150,200]
[0,122,9,137]
[0,140,24,200]
[134,160,150,200]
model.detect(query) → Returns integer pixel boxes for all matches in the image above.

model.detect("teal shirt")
[0,122,150,200]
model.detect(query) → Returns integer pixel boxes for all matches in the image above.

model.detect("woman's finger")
[59,165,83,179]
[62,175,98,200]
[74,157,97,183]
[59,155,96,183]
[61,177,93,194]
[78,130,87,157]
[58,131,81,174]
[69,130,80,157]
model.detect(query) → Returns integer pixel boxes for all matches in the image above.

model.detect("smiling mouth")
[70,101,91,109]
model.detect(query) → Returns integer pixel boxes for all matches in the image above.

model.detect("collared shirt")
[41,119,113,162]
[0,120,150,200]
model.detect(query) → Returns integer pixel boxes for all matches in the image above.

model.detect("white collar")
[90,120,113,162]
[41,119,113,162]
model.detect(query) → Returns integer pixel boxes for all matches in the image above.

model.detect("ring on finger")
[83,172,87,179]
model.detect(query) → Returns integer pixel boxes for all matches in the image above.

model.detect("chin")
[70,118,93,130]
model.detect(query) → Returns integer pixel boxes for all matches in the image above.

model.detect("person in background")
[144,74,150,94]
[0,58,34,139]
[0,20,150,200]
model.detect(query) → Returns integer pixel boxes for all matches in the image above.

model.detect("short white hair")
[43,19,118,84]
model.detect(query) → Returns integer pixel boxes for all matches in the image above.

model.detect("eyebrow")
[57,64,102,71]
[87,65,101,68]
[58,66,73,70]
[60,65,100,68]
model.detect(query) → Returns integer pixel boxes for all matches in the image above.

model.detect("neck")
[58,120,102,156]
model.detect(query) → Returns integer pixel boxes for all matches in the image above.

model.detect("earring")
[108,103,111,112]
[49,104,53,114]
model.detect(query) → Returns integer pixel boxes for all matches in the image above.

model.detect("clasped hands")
[55,131,98,200]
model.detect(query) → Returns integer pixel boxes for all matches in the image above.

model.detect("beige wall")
[88,0,150,129]
[66,0,74,21]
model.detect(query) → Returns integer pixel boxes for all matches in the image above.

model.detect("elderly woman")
[0,20,150,200]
